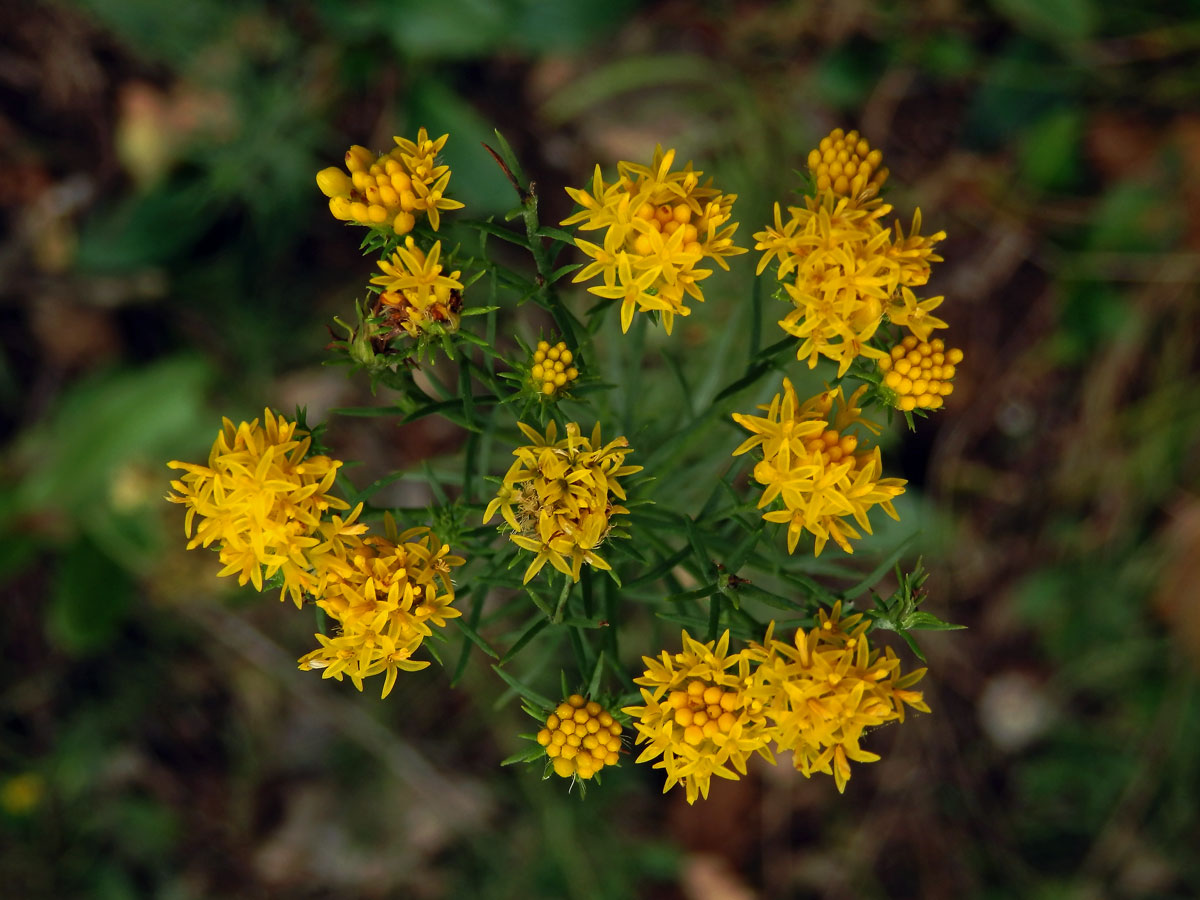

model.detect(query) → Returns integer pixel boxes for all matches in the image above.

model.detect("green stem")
[519,183,580,349]
[552,573,572,624]
[707,593,722,642]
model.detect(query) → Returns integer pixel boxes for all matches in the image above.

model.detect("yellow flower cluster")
[530,340,578,396]
[754,129,947,376]
[562,146,746,334]
[746,603,930,793]
[807,128,888,200]
[537,694,623,780]
[298,525,464,698]
[623,631,773,804]
[484,421,641,583]
[370,237,464,338]
[168,413,466,697]
[625,612,929,801]
[317,128,464,234]
[732,379,906,556]
[166,411,355,605]
[879,336,964,411]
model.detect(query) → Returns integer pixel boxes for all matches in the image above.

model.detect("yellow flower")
[166,411,355,605]
[878,336,963,411]
[562,146,746,334]
[623,631,773,804]
[756,131,947,374]
[317,127,464,234]
[369,237,464,338]
[884,286,948,343]
[757,193,895,377]
[298,526,465,698]
[484,421,641,584]
[746,603,930,792]
[537,694,624,780]
[529,339,579,397]
[885,209,946,289]
[732,379,906,556]
[806,127,889,201]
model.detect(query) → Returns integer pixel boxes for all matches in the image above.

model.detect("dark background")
[2,1,1199,897]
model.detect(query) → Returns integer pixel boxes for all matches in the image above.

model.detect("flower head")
[298,525,464,698]
[537,694,624,780]
[562,146,746,334]
[746,603,930,792]
[878,336,963,411]
[623,631,773,804]
[370,237,464,338]
[317,127,465,234]
[732,379,906,556]
[530,340,579,397]
[756,131,947,374]
[166,411,356,605]
[485,421,641,583]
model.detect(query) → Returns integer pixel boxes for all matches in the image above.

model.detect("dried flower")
[370,237,464,338]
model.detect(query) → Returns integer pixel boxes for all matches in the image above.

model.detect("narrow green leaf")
[500,616,550,665]
[841,534,915,601]
[904,611,967,631]
[462,218,531,248]
[899,630,928,663]
[665,584,719,603]
[731,582,802,611]
[492,665,555,709]
[331,405,405,418]
[500,746,547,767]
[535,225,578,244]
[454,617,500,659]
[587,651,605,698]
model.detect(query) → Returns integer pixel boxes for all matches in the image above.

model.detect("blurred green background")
[3,0,1200,897]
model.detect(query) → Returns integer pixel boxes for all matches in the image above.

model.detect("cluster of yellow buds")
[878,336,963,411]
[538,695,623,780]
[746,602,929,793]
[732,379,906,556]
[484,421,641,583]
[317,128,464,235]
[807,127,889,200]
[562,145,746,334]
[530,340,579,396]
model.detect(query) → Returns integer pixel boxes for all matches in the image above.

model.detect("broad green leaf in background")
[811,41,887,112]
[1019,108,1084,192]
[991,0,1097,45]
[964,39,1081,150]
[10,357,213,531]
[1087,178,1181,254]
[408,78,518,217]
[74,182,219,271]
[48,537,135,654]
